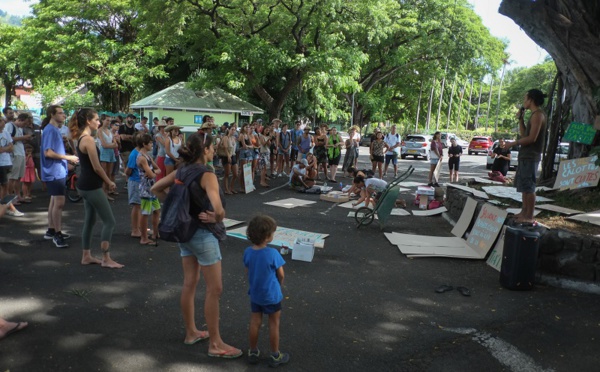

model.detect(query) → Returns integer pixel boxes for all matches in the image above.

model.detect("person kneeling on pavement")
[289,159,315,189]
[351,176,387,209]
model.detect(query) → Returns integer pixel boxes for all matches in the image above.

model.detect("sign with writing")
[466,203,507,257]
[194,115,203,124]
[553,155,600,190]
[563,122,597,145]
[486,226,507,272]
[243,162,255,193]
[227,225,328,249]
[241,111,253,116]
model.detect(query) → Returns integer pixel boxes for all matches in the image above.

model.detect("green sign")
[563,122,597,145]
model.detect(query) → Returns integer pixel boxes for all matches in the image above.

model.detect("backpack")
[299,185,322,194]
[158,165,206,243]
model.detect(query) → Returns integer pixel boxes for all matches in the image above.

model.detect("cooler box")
[416,186,435,196]
[499,226,541,290]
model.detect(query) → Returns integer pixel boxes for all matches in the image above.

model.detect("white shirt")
[384,132,401,155]
[59,124,70,139]
[4,122,24,156]
[365,178,387,192]
[135,122,148,132]
[289,164,306,183]
[0,131,13,166]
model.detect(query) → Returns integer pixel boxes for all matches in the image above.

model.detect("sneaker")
[53,233,69,248]
[269,351,289,368]
[43,231,55,240]
[433,182,440,187]
[383,173,387,177]
[247,349,260,365]
[7,210,24,217]
[60,232,71,240]
[427,182,434,187]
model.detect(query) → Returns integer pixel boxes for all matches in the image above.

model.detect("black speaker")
[500,226,541,290]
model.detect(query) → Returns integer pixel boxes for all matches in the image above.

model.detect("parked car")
[360,133,373,147]
[468,136,494,155]
[486,141,519,170]
[339,131,350,144]
[553,142,570,171]
[401,134,433,160]
[440,132,468,148]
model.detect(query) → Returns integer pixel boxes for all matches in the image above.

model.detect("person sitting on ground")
[243,214,289,367]
[288,159,314,189]
[351,175,388,208]
[304,152,318,180]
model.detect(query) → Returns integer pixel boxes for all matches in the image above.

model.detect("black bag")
[300,186,322,194]
[158,166,205,243]
[499,226,543,290]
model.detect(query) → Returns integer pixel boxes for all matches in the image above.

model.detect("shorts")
[220,155,238,166]
[515,159,538,194]
[251,301,282,314]
[112,154,120,176]
[100,148,116,163]
[371,155,384,163]
[128,179,141,205]
[141,198,160,215]
[277,147,290,156]
[179,228,222,266]
[164,157,177,166]
[258,152,269,170]
[239,149,254,161]
[384,153,398,166]
[0,165,11,185]
[46,178,66,196]
[448,157,460,171]
[252,150,259,160]
[290,148,299,161]
[430,158,440,165]
[328,155,341,166]
[8,155,25,180]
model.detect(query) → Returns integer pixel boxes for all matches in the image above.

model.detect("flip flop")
[183,331,209,345]
[435,285,454,293]
[139,240,157,246]
[456,286,471,297]
[0,322,28,340]
[208,348,243,359]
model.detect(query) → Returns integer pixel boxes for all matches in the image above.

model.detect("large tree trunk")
[499,0,600,157]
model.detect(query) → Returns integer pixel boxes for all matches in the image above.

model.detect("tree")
[19,0,168,112]
[500,0,600,159]
[0,24,21,108]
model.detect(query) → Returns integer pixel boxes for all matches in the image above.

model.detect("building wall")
[137,108,256,129]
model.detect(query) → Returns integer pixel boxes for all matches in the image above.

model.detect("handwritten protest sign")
[243,162,255,193]
[227,225,328,249]
[563,122,597,145]
[553,155,599,190]
[466,203,507,258]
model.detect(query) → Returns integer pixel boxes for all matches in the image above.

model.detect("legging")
[77,187,116,249]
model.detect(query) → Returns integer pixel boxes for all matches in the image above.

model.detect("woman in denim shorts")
[151,132,242,359]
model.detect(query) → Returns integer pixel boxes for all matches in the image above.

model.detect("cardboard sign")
[243,162,255,193]
[553,155,600,190]
[563,122,597,145]
[227,225,328,249]
[466,203,507,257]
[486,225,507,272]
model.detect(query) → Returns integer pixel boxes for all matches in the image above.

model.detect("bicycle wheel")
[355,206,375,227]
[66,176,82,202]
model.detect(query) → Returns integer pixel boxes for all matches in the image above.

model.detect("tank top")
[99,129,113,150]
[300,134,312,152]
[156,132,167,157]
[518,110,546,161]
[76,135,104,190]
[168,136,181,159]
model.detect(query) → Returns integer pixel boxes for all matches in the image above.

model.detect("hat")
[222,122,229,127]
[271,118,282,124]
[257,118,263,123]
[200,122,217,129]
[157,120,168,127]
[127,114,136,119]
[165,125,183,132]
[300,159,308,166]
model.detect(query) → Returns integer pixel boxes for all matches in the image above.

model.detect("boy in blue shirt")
[243,215,289,367]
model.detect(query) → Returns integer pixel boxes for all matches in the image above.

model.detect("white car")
[401,134,432,160]
[486,141,519,170]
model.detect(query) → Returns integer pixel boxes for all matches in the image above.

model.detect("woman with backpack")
[151,132,242,359]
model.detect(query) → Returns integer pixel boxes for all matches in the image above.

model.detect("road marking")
[442,327,555,372]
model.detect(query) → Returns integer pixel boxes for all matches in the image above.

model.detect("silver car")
[401,134,433,160]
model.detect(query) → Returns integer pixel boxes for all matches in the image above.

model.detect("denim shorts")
[164,157,177,166]
[385,153,398,165]
[179,228,222,266]
[239,149,254,161]
[515,159,538,193]
[100,148,116,163]
[251,301,282,314]
[430,158,440,165]
[128,179,141,205]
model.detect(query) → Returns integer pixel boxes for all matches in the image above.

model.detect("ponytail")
[68,108,97,139]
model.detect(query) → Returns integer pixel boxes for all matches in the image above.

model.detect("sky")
[2,0,548,69]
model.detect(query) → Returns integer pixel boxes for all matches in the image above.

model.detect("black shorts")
[290,148,299,161]
[220,155,238,165]
[372,155,384,163]
[328,155,341,166]
[448,157,460,171]
[0,165,11,185]
[46,178,67,196]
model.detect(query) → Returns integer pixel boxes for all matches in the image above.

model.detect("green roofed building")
[131,82,264,132]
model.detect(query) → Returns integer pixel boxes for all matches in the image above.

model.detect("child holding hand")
[243,215,289,367]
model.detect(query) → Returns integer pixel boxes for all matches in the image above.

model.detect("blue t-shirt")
[41,124,68,181]
[127,148,141,182]
[243,247,285,306]
[291,129,303,150]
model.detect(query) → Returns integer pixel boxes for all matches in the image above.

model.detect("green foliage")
[35,81,95,111]
[0,9,24,26]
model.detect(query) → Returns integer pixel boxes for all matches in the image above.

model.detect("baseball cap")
[301,159,308,166]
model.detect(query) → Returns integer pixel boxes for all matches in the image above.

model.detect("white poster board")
[227,225,328,249]
[243,162,255,193]
[486,225,507,272]
[466,203,508,258]
[553,155,599,190]
[451,197,478,238]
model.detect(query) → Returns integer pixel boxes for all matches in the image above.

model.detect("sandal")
[456,286,471,297]
[435,285,454,293]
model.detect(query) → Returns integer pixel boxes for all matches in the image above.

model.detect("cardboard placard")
[451,197,478,238]
[412,207,447,216]
[553,156,600,190]
[466,203,508,257]
[223,218,245,229]
[243,162,256,193]
[486,225,507,272]
[563,121,597,145]
[264,198,316,209]
[567,210,600,226]
[320,191,349,203]
[535,204,584,216]
[227,225,328,249]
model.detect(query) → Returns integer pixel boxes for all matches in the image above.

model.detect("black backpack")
[158,165,205,243]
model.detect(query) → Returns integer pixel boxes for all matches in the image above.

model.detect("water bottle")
[324,181,328,187]
[339,182,343,190]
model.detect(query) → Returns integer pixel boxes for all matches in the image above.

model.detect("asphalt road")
[1,150,597,372]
